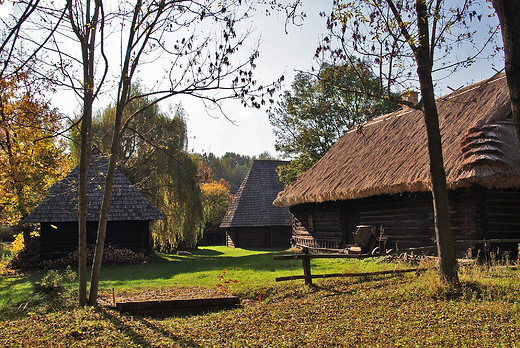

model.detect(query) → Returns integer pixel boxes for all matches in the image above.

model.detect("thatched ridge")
[274,73,520,207]
[24,152,165,223]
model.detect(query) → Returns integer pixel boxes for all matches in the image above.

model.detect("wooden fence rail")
[274,239,520,285]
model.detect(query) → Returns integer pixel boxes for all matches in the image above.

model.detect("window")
[307,214,314,230]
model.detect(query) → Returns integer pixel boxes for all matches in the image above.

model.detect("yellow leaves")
[0,76,71,225]
[11,231,39,254]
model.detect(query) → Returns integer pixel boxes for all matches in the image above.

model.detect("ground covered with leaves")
[1,268,520,347]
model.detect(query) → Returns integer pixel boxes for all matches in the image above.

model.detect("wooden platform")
[113,296,241,316]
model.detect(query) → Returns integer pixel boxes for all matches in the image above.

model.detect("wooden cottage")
[220,160,292,249]
[274,73,520,256]
[24,149,165,260]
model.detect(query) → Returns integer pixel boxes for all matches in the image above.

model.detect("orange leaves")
[216,269,239,295]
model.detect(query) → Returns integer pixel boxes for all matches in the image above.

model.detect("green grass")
[0,246,350,309]
[1,246,520,347]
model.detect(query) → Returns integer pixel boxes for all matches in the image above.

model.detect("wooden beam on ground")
[276,268,424,282]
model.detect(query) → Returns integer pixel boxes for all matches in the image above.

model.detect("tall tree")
[269,61,398,185]
[200,179,232,244]
[492,0,520,151]
[8,0,300,305]
[67,0,106,307]
[73,88,204,252]
[0,75,70,241]
[320,0,498,283]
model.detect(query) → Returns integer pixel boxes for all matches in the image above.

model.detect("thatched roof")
[24,152,165,223]
[220,160,292,228]
[274,73,520,207]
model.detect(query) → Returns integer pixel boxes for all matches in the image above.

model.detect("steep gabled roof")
[274,73,520,207]
[220,160,291,228]
[24,153,165,223]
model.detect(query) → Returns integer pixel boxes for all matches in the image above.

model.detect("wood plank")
[114,296,240,316]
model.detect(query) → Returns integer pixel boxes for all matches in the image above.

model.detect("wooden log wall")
[40,220,150,260]
[483,188,520,255]
[288,185,520,255]
[290,202,344,249]
[225,226,292,249]
[356,193,436,251]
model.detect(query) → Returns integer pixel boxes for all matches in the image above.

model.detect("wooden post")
[301,247,312,286]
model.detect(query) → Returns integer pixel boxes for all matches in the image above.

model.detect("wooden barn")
[220,160,292,249]
[24,149,165,260]
[274,73,520,256]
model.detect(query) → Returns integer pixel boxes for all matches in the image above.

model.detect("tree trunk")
[87,119,122,306]
[492,0,520,150]
[415,0,458,283]
[70,0,99,307]
[77,110,91,307]
[88,0,143,306]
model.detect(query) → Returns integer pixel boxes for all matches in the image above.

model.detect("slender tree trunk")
[87,109,123,306]
[415,0,458,283]
[492,0,520,150]
[70,0,99,306]
[77,106,91,307]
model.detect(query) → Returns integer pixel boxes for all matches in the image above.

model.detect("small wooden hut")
[274,73,520,255]
[220,160,292,249]
[24,149,165,260]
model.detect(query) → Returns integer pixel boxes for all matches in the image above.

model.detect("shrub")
[0,225,14,242]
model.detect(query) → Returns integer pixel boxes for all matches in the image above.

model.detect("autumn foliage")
[0,75,70,226]
[200,179,233,234]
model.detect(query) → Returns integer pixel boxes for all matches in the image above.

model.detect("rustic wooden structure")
[274,73,520,256]
[24,149,165,260]
[114,296,240,316]
[220,160,292,249]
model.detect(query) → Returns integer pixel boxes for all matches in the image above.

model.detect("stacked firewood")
[8,236,152,271]
[40,244,153,270]
[7,237,40,272]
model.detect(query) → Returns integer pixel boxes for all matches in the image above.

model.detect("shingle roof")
[220,160,292,228]
[24,153,165,222]
[274,73,520,207]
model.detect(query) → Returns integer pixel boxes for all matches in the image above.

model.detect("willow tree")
[77,90,204,252]
[321,0,499,283]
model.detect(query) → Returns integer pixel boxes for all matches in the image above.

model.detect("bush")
[0,225,14,242]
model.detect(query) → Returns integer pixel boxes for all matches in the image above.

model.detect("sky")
[1,1,504,158]
[174,1,504,158]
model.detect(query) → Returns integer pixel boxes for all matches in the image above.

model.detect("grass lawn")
[1,246,520,347]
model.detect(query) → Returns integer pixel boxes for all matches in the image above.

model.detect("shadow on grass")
[98,248,294,285]
[98,306,202,347]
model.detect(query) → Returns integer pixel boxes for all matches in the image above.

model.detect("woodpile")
[8,236,152,271]
[7,237,40,271]
[40,244,152,270]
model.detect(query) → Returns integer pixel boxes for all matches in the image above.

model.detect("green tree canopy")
[269,61,399,185]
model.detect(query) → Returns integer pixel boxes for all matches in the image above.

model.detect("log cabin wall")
[484,188,520,255]
[225,226,292,249]
[355,193,436,251]
[40,220,150,260]
[288,185,517,255]
[290,202,344,249]
[349,189,485,253]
